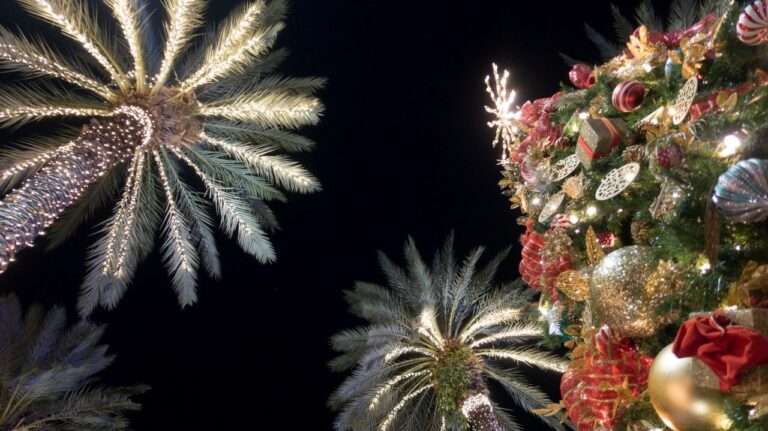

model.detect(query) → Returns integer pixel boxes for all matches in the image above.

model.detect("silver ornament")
[713,158,768,223]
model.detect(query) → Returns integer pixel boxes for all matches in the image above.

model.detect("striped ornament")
[738,0,768,45]
[612,81,645,113]
[713,159,768,223]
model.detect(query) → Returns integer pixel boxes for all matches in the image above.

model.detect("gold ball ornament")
[648,344,734,431]
[588,246,660,337]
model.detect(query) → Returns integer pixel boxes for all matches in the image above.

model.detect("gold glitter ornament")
[650,178,688,222]
[631,219,652,244]
[622,145,646,164]
[555,270,590,301]
[648,344,734,431]
[562,174,585,199]
[589,246,661,338]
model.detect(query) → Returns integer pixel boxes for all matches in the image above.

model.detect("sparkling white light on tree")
[153,0,205,91]
[461,393,503,431]
[105,0,145,90]
[484,64,520,164]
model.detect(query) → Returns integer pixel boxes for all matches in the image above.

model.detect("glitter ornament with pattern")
[713,158,768,223]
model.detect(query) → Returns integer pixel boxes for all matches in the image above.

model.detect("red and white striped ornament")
[612,81,645,113]
[738,0,768,46]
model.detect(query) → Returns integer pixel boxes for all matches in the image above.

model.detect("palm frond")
[634,0,661,31]
[584,23,621,61]
[80,152,161,316]
[46,167,125,250]
[196,48,291,98]
[203,120,317,152]
[610,4,634,42]
[171,147,275,263]
[153,0,206,90]
[159,148,221,279]
[179,1,286,92]
[486,365,566,431]
[478,347,569,372]
[154,150,199,306]
[199,90,323,129]
[16,0,125,87]
[0,26,114,100]
[105,0,147,90]
[0,83,108,128]
[202,132,320,193]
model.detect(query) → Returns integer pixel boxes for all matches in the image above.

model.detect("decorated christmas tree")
[485,0,768,429]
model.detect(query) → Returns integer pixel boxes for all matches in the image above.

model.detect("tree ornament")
[657,144,684,168]
[549,154,580,182]
[612,80,645,112]
[665,49,684,79]
[550,213,575,229]
[651,178,688,222]
[623,144,646,164]
[560,326,653,431]
[737,0,768,46]
[538,191,566,223]
[589,246,661,337]
[562,174,585,199]
[555,270,590,301]
[648,344,734,431]
[631,219,652,244]
[569,64,595,89]
[713,158,768,223]
[585,226,605,265]
[595,162,640,201]
[672,77,698,125]
[576,118,627,169]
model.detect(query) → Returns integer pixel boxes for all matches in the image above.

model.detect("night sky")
[0,0,667,429]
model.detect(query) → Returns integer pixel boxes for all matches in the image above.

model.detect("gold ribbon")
[728,261,768,307]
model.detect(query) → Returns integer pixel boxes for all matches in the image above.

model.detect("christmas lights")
[153,0,205,91]
[461,393,503,431]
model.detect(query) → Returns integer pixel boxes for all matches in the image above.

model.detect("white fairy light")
[383,346,436,363]
[379,384,433,431]
[0,106,107,122]
[154,0,204,91]
[105,0,145,90]
[0,40,114,100]
[27,0,125,89]
[469,325,541,348]
[368,370,430,411]
[478,349,568,372]
[153,150,195,274]
[484,63,520,163]
[586,206,598,217]
[461,308,522,341]
[718,134,743,157]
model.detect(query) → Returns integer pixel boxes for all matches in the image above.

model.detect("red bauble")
[612,81,645,113]
[657,144,684,168]
[561,326,654,431]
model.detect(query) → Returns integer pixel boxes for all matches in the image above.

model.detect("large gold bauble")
[648,345,733,431]
[588,246,659,337]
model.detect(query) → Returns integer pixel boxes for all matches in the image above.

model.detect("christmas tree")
[485,0,768,429]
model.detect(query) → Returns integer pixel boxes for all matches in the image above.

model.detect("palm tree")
[0,294,145,430]
[0,0,323,315]
[329,235,568,431]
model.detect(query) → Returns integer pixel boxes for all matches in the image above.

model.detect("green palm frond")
[331,236,567,431]
[0,294,145,430]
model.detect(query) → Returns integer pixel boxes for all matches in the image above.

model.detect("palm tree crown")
[0,0,323,315]
[330,235,568,431]
[0,294,145,430]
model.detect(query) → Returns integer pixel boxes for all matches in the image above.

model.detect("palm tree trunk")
[0,110,146,273]
[462,392,503,431]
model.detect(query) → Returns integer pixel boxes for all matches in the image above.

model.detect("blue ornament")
[664,49,683,79]
[713,159,768,223]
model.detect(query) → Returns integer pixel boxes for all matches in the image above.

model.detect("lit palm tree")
[0,0,323,315]
[0,294,145,430]
[329,235,568,431]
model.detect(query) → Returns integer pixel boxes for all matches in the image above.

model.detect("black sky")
[0,0,668,429]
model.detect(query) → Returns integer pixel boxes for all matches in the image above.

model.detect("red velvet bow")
[672,311,768,391]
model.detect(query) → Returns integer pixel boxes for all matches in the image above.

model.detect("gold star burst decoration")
[0,0,324,315]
